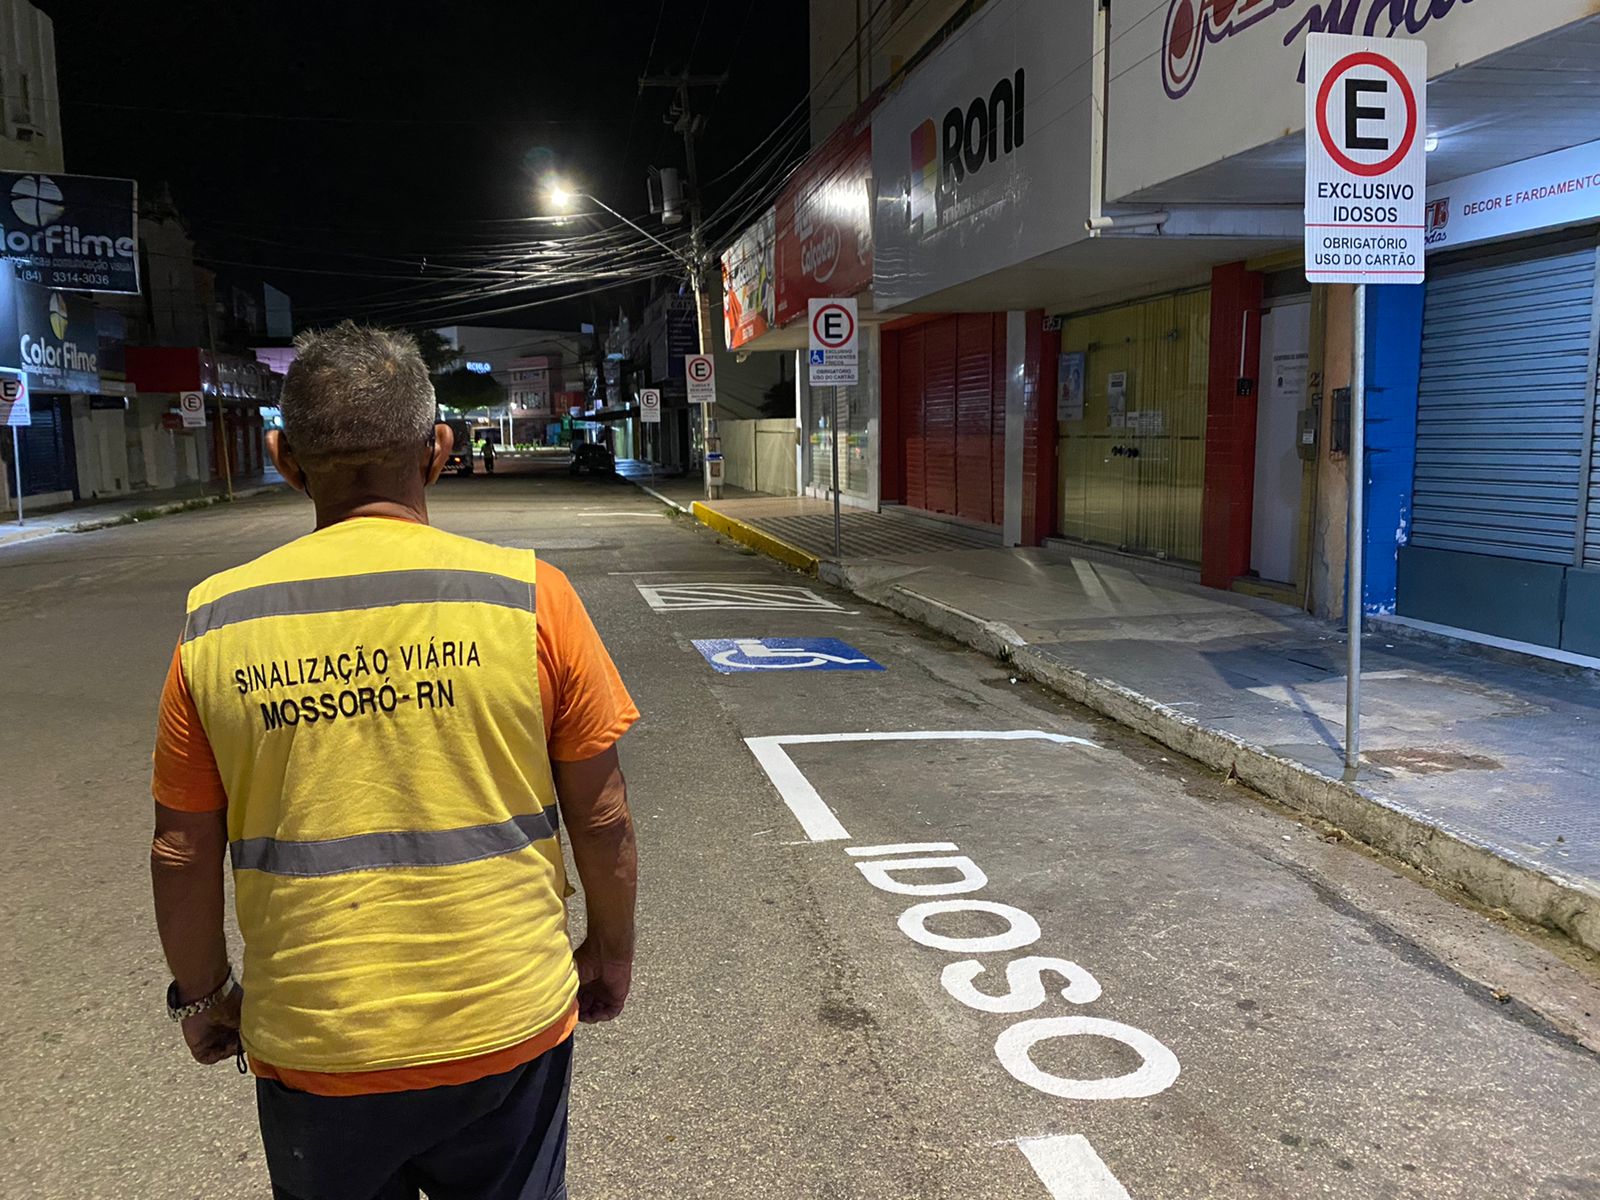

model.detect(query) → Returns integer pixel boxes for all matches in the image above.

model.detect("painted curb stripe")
[690,502,821,574]
[231,808,559,877]
[186,569,535,641]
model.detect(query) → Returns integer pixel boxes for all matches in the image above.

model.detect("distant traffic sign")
[178,390,207,428]
[1305,34,1427,285]
[692,637,885,674]
[639,387,662,424]
[808,297,859,386]
[0,370,30,427]
[686,354,716,405]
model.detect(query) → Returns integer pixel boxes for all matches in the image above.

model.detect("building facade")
[741,0,1600,664]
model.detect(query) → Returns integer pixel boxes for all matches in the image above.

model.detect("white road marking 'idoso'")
[1018,1135,1133,1200]
[637,581,847,613]
[742,728,1171,1199]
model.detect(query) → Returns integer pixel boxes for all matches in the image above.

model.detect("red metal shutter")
[899,327,928,512]
[992,314,1008,527]
[924,316,959,515]
[955,314,994,524]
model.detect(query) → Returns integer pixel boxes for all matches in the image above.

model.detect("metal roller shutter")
[900,327,927,511]
[956,313,995,525]
[1588,344,1600,566]
[923,318,958,516]
[1412,242,1597,565]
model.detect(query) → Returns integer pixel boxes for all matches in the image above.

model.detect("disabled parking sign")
[693,637,885,674]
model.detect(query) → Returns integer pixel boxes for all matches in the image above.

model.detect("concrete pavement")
[656,485,1600,957]
[4,459,1599,1197]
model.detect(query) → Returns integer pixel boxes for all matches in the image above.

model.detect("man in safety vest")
[148,322,639,1200]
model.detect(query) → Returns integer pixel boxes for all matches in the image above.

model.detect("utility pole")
[640,71,727,498]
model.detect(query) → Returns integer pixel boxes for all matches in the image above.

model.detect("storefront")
[881,314,1006,527]
[1102,0,1600,620]
[1375,139,1600,657]
[1054,289,1212,564]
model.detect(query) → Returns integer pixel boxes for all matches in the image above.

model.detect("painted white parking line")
[638,581,848,612]
[1018,1135,1133,1199]
[744,738,852,841]
[744,731,1099,844]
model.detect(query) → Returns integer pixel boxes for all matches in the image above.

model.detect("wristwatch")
[166,968,238,1021]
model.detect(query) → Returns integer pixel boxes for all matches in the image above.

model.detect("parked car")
[569,441,615,477]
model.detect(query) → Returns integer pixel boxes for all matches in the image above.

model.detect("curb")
[852,575,1599,954]
[66,484,287,533]
[689,501,821,575]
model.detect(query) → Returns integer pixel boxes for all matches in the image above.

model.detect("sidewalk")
[0,471,286,550]
[639,484,1600,954]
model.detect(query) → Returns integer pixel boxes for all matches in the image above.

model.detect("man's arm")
[554,746,637,1022]
[151,803,241,1062]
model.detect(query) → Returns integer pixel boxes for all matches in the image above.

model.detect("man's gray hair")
[280,321,436,469]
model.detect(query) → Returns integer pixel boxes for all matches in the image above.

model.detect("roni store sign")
[870,0,1094,309]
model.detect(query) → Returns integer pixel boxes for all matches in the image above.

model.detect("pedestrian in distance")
[148,321,639,1200]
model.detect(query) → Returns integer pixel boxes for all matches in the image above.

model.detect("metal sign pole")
[11,425,22,526]
[831,386,843,562]
[215,393,234,501]
[1345,283,1367,778]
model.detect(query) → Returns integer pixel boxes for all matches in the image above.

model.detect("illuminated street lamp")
[544,177,720,498]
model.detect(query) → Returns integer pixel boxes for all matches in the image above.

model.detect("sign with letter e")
[685,354,716,405]
[0,370,29,426]
[178,390,207,428]
[639,387,662,424]
[1305,35,1426,286]
[808,297,859,386]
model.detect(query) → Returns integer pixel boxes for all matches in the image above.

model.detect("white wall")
[71,397,131,500]
[0,0,62,173]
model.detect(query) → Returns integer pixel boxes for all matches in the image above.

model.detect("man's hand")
[181,985,243,1064]
[574,938,632,1023]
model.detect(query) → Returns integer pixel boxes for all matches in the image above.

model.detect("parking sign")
[640,387,661,424]
[686,354,716,405]
[0,371,30,427]
[1305,35,1427,285]
[808,298,859,386]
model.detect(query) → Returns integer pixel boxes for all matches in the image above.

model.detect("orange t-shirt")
[152,554,638,1095]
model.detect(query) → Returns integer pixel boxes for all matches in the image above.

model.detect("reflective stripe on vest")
[184,568,535,642]
[180,518,574,1074]
[231,807,560,876]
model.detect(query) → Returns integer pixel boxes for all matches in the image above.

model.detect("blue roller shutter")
[1412,242,1597,565]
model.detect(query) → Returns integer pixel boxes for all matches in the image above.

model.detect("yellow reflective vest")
[180,517,575,1073]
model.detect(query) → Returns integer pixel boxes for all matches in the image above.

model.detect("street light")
[543,177,721,499]
[543,179,693,273]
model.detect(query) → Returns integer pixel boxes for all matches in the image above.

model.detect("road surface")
[3,460,1598,1199]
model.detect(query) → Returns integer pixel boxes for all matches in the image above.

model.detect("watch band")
[167,968,237,1021]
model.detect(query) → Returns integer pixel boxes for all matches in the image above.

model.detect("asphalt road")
[3,461,1599,1199]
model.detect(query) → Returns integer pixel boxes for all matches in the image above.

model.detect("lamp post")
[547,181,717,499]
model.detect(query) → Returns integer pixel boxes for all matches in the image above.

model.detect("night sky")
[39,1,809,330]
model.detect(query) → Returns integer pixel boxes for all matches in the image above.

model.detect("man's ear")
[266,430,308,495]
[426,422,454,485]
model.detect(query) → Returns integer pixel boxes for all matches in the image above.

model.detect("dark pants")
[256,1038,572,1200]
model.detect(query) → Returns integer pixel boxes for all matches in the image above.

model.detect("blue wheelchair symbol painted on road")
[693,637,886,674]
[808,349,826,365]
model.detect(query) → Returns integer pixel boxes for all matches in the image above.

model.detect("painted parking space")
[693,637,885,673]
[743,728,1163,1199]
[637,581,849,613]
